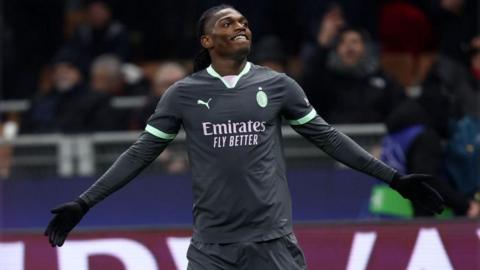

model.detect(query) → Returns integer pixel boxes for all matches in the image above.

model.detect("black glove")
[44,198,89,247]
[390,174,445,215]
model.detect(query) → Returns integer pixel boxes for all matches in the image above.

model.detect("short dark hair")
[193,4,234,72]
[333,26,371,48]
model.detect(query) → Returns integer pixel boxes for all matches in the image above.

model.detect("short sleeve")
[145,85,182,140]
[281,75,317,125]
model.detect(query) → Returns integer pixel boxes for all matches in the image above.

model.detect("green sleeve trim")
[145,124,176,140]
[288,109,317,125]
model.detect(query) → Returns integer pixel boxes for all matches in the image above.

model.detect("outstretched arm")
[46,83,183,247]
[282,74,392,180]
[291,115,396,182]
[291,115,444,215]
[45,132,171,247]
[281,74,444,215]
[79,132,171,207]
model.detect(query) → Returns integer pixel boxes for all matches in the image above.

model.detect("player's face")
[202,8,252,59]
[336,31,365,67]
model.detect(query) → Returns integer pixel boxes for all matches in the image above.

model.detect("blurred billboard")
[1,220,478,270]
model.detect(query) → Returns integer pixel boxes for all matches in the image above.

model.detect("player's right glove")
[44,198,89,247]
[389,173,445,215]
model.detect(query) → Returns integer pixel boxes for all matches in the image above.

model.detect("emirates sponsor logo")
[201,120,266,148]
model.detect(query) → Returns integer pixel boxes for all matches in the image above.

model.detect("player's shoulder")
[250,64,299,84]
[159,72,207,97]
[156,76,193,102]
[249,63,288,81]
[170,70,214,91]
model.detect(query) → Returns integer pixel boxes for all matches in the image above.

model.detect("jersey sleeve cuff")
[287,109,317,126]
[145,124,177,140]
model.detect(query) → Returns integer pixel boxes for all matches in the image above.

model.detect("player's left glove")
[390,173,445,215]
[44,198,89,247]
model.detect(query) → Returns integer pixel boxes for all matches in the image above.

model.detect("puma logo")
[197,98,212,109]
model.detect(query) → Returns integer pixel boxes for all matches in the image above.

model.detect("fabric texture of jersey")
[146,63,315,243]
[79,62,397,244]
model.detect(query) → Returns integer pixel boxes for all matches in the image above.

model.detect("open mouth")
[231,34,248,41]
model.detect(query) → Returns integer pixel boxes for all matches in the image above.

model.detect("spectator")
[424,37,480,120]
[22,49,86,133]
[66,54,125,132]
[442,44,480,200]
[397,44,480,211]
[379,1,434,55]
[382,98,480,217]
[315,3,345,49]
[419,53,474,137]
[130,61,188,174]
[88,53,147,96]
[23,53,127,133]
[90,54,124,96]
[300,2,345,64]
[63,0,129,72]
[130,62,187,130]
[302,27,405,123]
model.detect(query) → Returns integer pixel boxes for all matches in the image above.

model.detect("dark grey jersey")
[79,62,397,244]
[146,63,316,243]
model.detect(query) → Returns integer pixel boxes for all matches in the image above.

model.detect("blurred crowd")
[1,0,479,217]
[0,0,476,130]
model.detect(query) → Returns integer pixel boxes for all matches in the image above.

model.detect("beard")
[228,45,251,62]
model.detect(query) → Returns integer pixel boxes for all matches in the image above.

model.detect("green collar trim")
[206,62,252,88]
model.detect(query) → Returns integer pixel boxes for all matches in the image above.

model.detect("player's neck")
[210,58,247,76]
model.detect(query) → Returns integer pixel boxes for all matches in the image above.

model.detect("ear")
[201,35,213,49]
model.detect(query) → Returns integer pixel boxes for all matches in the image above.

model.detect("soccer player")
[45,5,444,269]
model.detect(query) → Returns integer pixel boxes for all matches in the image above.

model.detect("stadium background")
[1,0,480,269]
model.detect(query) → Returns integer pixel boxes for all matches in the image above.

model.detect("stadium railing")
[0,123,386,179]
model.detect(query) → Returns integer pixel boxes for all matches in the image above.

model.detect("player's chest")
[179,85,282,125]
